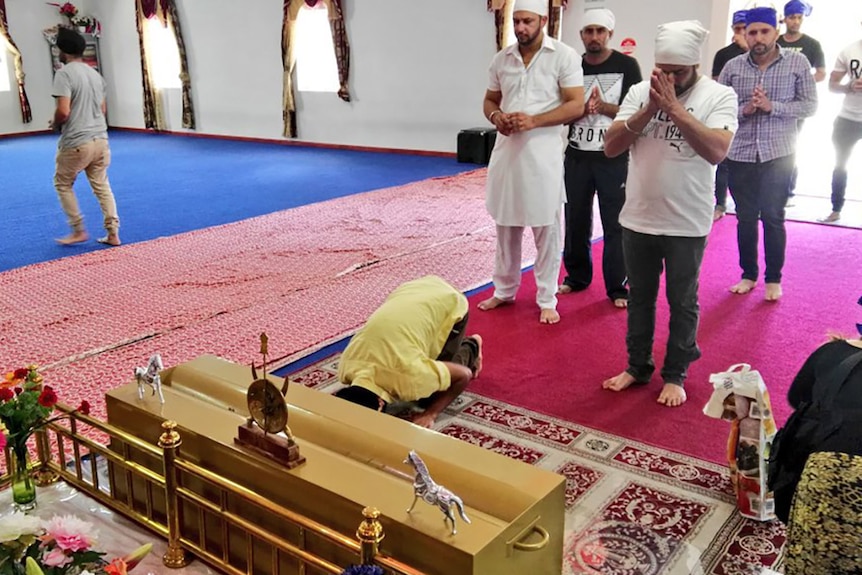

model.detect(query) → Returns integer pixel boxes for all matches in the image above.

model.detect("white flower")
[0,512,43,542]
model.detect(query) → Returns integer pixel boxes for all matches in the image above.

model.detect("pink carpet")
[1,169,531,424]
[465,217,862,464]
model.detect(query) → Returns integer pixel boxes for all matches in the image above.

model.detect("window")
[0,42,11,93]
[293,4,339,93]
[144,18,181,89]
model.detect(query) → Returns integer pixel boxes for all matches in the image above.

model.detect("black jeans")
[831,116,862,213]
[714,160,730,209]
[787,119,805,197]
[728,156,794,284]
[622,229,707,386]
[562,151,628,300]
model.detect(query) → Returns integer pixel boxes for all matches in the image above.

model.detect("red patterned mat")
[290,354,785,575]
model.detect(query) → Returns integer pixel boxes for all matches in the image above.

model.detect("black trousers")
[622,229,707,386]
[728,156,794,284]
[562,151,628,300]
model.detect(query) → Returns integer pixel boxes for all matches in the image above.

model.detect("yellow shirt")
[337,276,469,403]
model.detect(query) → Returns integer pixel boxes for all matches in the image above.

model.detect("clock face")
[247,378,288,434]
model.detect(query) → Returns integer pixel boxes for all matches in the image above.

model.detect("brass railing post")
[356,507,384,564]
[159,421,190,568]
[33,427,60,486]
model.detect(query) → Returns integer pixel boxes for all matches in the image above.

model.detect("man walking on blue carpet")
[602,20,738,407]
[51,27,121,247]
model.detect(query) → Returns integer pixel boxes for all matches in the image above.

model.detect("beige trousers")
[54,138,119,234]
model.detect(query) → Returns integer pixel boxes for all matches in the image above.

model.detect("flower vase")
[11,446,37,512]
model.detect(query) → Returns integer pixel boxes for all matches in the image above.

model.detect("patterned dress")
[783,451,862,574]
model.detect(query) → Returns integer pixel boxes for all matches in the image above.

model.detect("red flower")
[38,388,58,407]
[0,388,13,401]
[14,387,22,395]
[77,400,91,415]
[13,368,29,379]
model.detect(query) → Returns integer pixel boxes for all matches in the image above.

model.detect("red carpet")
[466,218,862,464]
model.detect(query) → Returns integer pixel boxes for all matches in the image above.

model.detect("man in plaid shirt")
[718,6,817,302]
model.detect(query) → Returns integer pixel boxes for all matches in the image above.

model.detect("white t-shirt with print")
[834,40,862,122]
[616,76,738,237]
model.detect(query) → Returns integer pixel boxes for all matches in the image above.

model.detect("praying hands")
[648,68,682,115]
[744,84,773,115]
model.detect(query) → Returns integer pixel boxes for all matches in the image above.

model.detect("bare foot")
[557,284,573,295]
[56,231,89,245]
[97,234,121,246]
[539,308,560,324]
[602,371,637,391]
[657,384,687,407]
[478,297,511,311]
[470,334,483,378]
[729,279,756,294]
[613,298,628,309]
[765,283,782,302]
[410,412,436,429]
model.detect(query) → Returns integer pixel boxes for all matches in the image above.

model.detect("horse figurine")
[404,450,471,535]
[134,354,165,404]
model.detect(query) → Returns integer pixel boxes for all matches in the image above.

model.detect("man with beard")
[601,21,738,407]
[480,0,584,324]
[777,0,825,205]
[719,7,817,302]
[51,27,120,247]
[558,8,642,310]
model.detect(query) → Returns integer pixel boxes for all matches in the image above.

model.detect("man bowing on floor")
[479,0,584,324]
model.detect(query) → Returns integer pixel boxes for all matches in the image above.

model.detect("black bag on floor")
[767,350,862,523]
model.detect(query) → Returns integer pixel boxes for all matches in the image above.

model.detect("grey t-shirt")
[52,62,108,150]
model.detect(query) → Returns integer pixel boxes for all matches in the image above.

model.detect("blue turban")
[746,7,778,28]
[732,10,748,26]
[784,0,813,17]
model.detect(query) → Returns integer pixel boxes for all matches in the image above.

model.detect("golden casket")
[105,355,565,575]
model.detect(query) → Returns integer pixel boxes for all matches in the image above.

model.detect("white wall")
[0,0,91,134]
[2,0,733,150]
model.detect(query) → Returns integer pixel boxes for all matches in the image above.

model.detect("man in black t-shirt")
[777,0,826,82]
[710,10,749,220]
[559,8,642,308]
[777,0,825,202]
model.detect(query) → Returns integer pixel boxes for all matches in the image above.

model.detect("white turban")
[654,20,709,66]
[513,0,548,17]
[583,8,615,31]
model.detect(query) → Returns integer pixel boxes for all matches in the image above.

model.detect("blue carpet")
[0,132,476,272]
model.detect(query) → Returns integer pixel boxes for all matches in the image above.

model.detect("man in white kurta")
[479,0,585,324]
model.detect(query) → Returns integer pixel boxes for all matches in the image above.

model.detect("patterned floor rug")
[290,354,786,575]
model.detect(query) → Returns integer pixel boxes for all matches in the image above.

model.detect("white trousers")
[492,213,561,310]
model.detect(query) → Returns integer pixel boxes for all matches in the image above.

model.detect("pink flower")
[41,515,98,552]
[42,547,73,568]
[0,432,6,451]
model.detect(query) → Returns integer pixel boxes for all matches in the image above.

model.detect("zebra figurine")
[134,354,165,404]
[404,450,471,535]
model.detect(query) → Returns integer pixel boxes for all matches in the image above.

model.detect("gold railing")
[1,404,426,575]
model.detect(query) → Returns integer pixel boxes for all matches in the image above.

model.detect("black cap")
[57,27,86,56]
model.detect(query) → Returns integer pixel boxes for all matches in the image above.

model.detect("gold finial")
[357,506,384,543]
[158,421,182,448]
[259,333,269,378]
